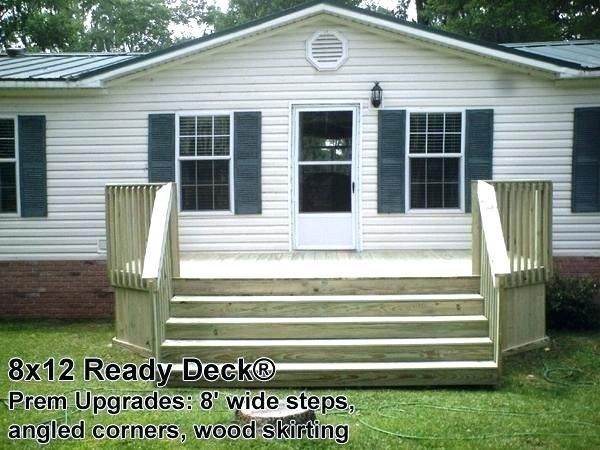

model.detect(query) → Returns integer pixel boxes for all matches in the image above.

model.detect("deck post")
[471,180,481,275]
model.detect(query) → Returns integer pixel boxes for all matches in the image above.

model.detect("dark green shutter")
[378,110,406,213]
[465,109,494,213]
[234,112,262,214]
[148,114,175,182]
[18,115,47,217]
[572,107,600,212]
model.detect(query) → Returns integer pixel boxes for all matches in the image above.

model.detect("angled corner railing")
[475,181,511,368]
[141,183,179,359]
[472,180,553,287]
[105,184,163,290]
[105,182,179,359]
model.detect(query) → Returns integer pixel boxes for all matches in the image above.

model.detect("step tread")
[161,337,493,347]
[166,315,487,325]
[171,293,484,303]
[168,361,498,371]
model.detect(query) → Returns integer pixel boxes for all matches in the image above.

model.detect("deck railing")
[472,180,553,287]
[105,182,179,357]
[105,184,162,290]
[142,183,179,358]
[475,181,511,366]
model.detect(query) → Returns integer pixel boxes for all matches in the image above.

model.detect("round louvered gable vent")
[306,31,348,71]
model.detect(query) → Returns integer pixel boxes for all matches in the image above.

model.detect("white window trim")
[175,111,234,216]
[0,115,19,217]
[405,109,466,214]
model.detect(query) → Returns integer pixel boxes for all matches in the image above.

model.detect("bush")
[546,275,600,330]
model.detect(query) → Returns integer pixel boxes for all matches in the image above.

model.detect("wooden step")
[166,361,499,387]
[170,293,484,318]
[165,315,488,340]
[173,276,480,296]
[160,337,493,364]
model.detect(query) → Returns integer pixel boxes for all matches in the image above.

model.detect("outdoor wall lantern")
[371,81,383,108]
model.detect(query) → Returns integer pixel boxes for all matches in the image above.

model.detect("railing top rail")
[106,183,165,188]
[142,183,174,281]
[477,181,511,278]
[484,180,553,187]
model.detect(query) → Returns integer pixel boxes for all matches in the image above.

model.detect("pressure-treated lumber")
[160,337,494,363]
[166,361,499,387]
[165,315,488,340]
[170,293,484,318]
[173,276,480,296]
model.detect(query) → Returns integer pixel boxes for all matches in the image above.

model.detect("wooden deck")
[106,181,552,387]
[180,250,472,279]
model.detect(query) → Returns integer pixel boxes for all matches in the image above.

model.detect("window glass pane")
[428,113,444,133]
[445,134,461,153]
[214,136,230,156]
[0,119,14,139]
[0,162,16,213]
[409,134,426,153]
[179,137,195,156]
[180,161,196,184]
[428,159,443,183]
[197,136,212,156]
[197,186,213,210]
[213,160,229,184]
[445,113,462,133]
[410,113,426,133]
[444,158,460,184]
[213,116,230,135]
[444,183,459,208]
[428,134,443,153]
[197,117,212,135]
[0,139,15,158]
[181,186,196,210]
[410,183,425,209]
[179,117,195,136]
[410,159,426,182]
[196,160,212,181]
[427,183,443,208]
[300,111,352,161]
[214,185,230,210]
[300,164,351,212]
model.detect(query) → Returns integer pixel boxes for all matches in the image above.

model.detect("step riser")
[170,299,483,318]
[160,343,494,364]
[165,320,488,340]
[173,277,480,296]
[166,368,499,387]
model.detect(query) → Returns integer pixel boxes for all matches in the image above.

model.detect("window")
[178,114,232,211]
[408,112,462,209]
[0,118,17,214]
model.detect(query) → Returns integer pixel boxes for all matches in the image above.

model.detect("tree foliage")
[413,0,600,43]
[0,0,84,51]
[202,0,405,32]
[1,0,203,52]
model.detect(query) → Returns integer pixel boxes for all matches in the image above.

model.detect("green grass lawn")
[1,321,599,449]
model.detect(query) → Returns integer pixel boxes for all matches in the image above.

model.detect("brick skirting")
[0,260,113,320]
[554,257,600,280]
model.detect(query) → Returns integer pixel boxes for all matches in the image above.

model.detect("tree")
[82,0,181,52]
[203,0,402,32]
[0,0,84,51]
[417,0,600,43]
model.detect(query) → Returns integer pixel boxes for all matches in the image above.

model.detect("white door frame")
[291,103,360,250]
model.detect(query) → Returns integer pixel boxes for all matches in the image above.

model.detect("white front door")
[293,106,358,250]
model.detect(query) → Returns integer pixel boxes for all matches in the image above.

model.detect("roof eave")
[0,79,103,89]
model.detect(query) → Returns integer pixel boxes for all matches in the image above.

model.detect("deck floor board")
[180,250,472,279]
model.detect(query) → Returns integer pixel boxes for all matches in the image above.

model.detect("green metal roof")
[503,41,600,70]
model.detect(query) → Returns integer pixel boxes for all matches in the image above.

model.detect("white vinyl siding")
[0,17,599,258]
